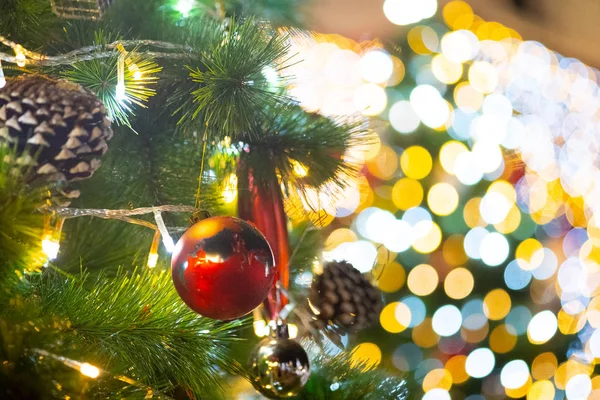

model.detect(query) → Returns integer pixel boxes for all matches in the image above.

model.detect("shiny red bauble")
[171,216,276,320]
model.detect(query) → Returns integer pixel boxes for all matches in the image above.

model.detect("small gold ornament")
[249,320,310,399]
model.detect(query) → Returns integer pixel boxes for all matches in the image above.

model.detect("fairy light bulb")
[14,45,26,67]
[0,61,5,88]
[175,0,195,16]
[222,173,238,203]
[116,53,126,102]
[80,363,100,378]
[128,63,143,80]
[42,236,60,260]
[147,231,161,268]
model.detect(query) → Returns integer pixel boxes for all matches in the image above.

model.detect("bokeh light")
[286,8,600,398]
[444,268,474,300]
[465,348,495,378]
[408,264,439,296]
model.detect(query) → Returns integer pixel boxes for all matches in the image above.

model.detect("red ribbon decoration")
[237,159,289,319]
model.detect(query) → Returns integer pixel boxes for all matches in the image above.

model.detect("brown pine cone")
[309,261,383,333]
[0,75,112,202]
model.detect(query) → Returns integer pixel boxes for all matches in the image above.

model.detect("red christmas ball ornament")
[171,216,276,320]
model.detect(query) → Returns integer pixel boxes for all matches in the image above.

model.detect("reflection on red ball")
[171,216,275,320]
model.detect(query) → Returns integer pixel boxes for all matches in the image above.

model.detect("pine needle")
[0,146,47,273]
[172,17,292,139]
[37,267,246,395]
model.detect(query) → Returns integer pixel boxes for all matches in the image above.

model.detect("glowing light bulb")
[116,82,126,102]
[42,237,60,260]
[253,319,269,337]
[80,363,100,378]
[146,252,159,268]
[14,45,26,67]
[292,160,309,177]
[0,61,5,89]
[222,173,238,203]
[175,0,195,16]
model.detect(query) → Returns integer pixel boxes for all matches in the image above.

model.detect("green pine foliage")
[174,17,292,139]
[0,147,46,273]
[0,0,411,398]
[246,104,368,191]
[0,268,244,399]
[294,346,413,400]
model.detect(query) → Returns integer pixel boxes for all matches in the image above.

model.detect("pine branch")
[0,146,46,273]
[0,267,246,398]
[59,31,161,126]
[243,103,369,207]
[293,344,413,400]
[35,268,246,396]
[172,17,292,139]
[0,0,59,49]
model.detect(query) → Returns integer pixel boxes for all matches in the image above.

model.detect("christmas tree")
[0,0,411,399]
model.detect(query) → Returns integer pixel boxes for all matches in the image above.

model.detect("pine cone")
[309,261,383,333]
[0,75,112,199]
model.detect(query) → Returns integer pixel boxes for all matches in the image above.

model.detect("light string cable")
[0,35,193,66]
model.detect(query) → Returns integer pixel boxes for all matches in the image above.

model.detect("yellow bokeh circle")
[483,289,512,320]
[408,264,439,296]
[377,261,406,293]
[380,302,410,333]
[423,368,453,392]
[412,222,443,254]
[428,183,460,216]
[350,343,382,371]
[401,146,433,180]
[392,178,424,210]
[444,267,474,300]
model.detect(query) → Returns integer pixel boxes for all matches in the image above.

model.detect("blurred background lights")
[432,54,462,84]
[423,368,452,392]
[408,264,439,296]
[527,310,558,344]
[479,232,509,267]
[389,101,420,134]
[506,306,532,336]
[350,343,382,370]
[480,192,512,224]
[410,85,450,128]
[427,183,459,216]
[432,305,462,337]
[504,260,532,291]
[454,151,483,185]
[468,61,498,94]
[439,141,468,175]
[401,146,433,180]
[565,374,592,400]
[380,302,411,333]
[441,30,479,63]
[483,289,511,320]
[323,240,377,273]
[465,348,495,378]
[528,380,556,400]
[403,296,427,327]
[285,6,600,397]
[393,343,423,372]
[422,388,451,400]
[383,0,437,26]
[500,360,530,390]
[360,50,393,84]
[444,267,474,300]
[383,220,413,252]
[354,83,388,116]
[463,227,488,259]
